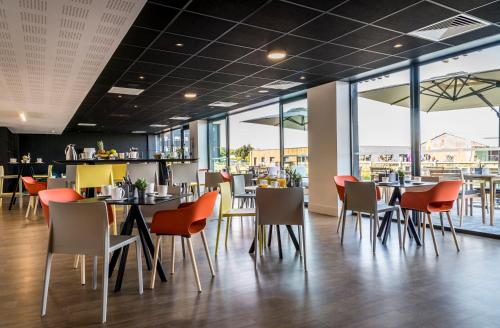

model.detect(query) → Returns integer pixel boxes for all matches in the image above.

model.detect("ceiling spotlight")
[393,43,403,48]
[175,43,184,47]
[138,75,145,80]
[150,124,167,128]
[117,95,122,98]
[77,123,97,127]
[170,116,191,120]
[267,50,287,60]
[258,90,269,93]
[299,76,306,80]
[184,92,197,99]
[19,112,27,122]
[131,130,146,134]
[133,105,139,108]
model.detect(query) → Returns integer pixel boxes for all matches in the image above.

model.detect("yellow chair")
[112,164,128,184]
[215,182,257,256]
[75,165,116,234]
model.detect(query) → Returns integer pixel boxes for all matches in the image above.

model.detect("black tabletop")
[80,193,190,206]
[376,181,436,188]
[5,162,47,165]
[53,158,197,165]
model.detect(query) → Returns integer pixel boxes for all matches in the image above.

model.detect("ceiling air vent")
[261,80,302,90]
[408,14,490,42]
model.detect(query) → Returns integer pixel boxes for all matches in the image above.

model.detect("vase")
[137,189,146,199]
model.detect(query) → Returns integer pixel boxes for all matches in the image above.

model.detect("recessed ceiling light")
[258,90,269,93]
[117,95,122,98]
[184,92,197,99]
[131,130,146,134]
[175,43,184,47]
[77,123,97,127]
[170,116,191,120]
[133,105,139,108]
[267,50,287,60]
[108,86,144,95]
[150,124,167,128]
[245,95,251,98]
[138,75,145,80]
[19,112,26,122]
[208,101,238,107]
[299,76,306,80]
[393,43,403,48]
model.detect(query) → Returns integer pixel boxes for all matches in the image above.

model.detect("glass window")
[228,103,280,174]
[208,118,227,171]
[183,126,190,158]
[172,129,182,158]
[356,69,411,180]
[283,97,308,191]
[162,131,172,157]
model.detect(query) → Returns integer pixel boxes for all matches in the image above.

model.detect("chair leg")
[81,255,86,285]
[25,196,32,218]
[460,193,465,227]
[402,210,410,249]
[41,252,53,317]
[215,215,223,256]
[135,239,143,294]
[427,213,439,256]
[372,214,376,253]
[33,196,39,216]
[446,211,460,252]
[297,226,302,257]
[396,209,402,249]
[170,236,175,275]
[150,235,162,289]
[102,252,109,323]
[181,237,186,259]
[92,256,98,290]
[358,213,362,238]
[340,206,347,244]
[200,231,215,277]
[422,213,426,246]
[224,216,231,247]
[337,203,344,233]
[439,212,445,236]
[186,238,202,292]
[301,225,307,272]
[73,254,79,269]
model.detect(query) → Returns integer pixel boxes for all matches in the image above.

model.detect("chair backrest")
[140,185,181,219]
[171,163,198,185]
[191,191,219,223]
[333,175,359,201]
[48,201,109,256]
[420,176,441,182]
[428,180,463,205]
[112,164,128,183]
[344,181,378,215]
[75,165,114,193]
[218,182,232,215]
[429,168,462,181]
[243,173,253,186]
[39,188,83,226]
[197,169,207,185]
[127,163,159,185]
[47,177,67,189]
[256,187,304,225]
[205,172,223,190]
[65,165,77,188]
[232,174,246,195]
[267,166,279,176]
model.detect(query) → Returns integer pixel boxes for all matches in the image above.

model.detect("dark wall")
[0,127,18,164]
[18,132,149,174]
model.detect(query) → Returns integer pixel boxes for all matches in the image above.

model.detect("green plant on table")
[134,178,148,191]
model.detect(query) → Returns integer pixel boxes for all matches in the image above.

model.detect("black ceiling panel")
[244,1,319,33]
[375,2,457,33]
[293,14,364,41]
[132,2,179,30]
[69,0,500,132]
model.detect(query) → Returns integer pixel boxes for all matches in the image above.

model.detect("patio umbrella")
[242,107,308,131]
[359,68,500,145]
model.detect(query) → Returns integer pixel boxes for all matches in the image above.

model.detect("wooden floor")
[2,197,500,327]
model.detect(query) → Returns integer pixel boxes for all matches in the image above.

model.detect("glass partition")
[182,126,190,158]
[208,118,227,171]
[172,128,182,158]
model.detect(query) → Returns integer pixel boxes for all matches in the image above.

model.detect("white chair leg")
[439,212,445,236]
[301,224,307,272]
[41,252,53,317]
[170,236,175,275]
[135,239,143,294]
[25,196,32,218]
[80,255,86,285]
[150,235,162,289]
[336,203,344,233]
[92,256,98,290]
[446,211,460,252]
[186,238,202,292]
[33,196,39,216]
[73,255,79,269]
[427,213,439,256]
[358,213,362,238]
[200,231,215,277]
[102,252,109,323]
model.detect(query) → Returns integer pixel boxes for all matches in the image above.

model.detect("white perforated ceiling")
[0,0,146,134]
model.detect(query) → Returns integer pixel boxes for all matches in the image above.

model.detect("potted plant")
[285,167,302,187]
[134,178,148,198]
[397,170,405,185]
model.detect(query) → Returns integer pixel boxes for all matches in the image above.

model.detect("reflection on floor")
[2,196,500,327]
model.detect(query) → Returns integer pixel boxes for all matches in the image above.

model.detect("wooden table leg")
[490,180,495,226]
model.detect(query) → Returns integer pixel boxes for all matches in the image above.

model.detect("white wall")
[307,81,351,217]
[189,120,208,170]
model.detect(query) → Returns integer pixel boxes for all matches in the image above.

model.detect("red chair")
[220,170,231,182]
[149,191,218,291]
[401,181,462,256]
[22,176,47,218]
[334,176,382,234]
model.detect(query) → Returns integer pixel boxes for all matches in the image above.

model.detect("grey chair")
[127,163,159,186]
[41,201,143,323]
[341,181,402,252]
[232,174,254,208]
[170,163,200,197]
[65,165,77,189]
[255,187,307,271]
[47,177,67,189]
[140,185,181,222]
[204,172,223,192]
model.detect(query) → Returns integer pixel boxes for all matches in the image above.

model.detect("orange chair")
[401,180,462,256]
[334,176,381,234]
[22,176,47,218]
[220,171,231,182]
[149,191,218,291]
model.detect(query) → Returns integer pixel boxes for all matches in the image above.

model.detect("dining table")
[80,193,189,292]
[463,173,500,226]
[377,181,437,245]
